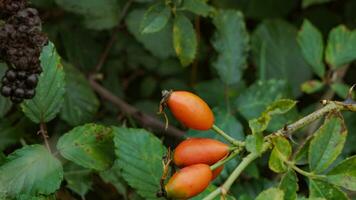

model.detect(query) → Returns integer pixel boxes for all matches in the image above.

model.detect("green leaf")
[309,179,349,200]
[0,152,5,165]
[326,155,356,191]
[212,10,249,85]
[295,140,311,165]
[302,0,331,8]
[325,25,356,69]
[298,197,326,200]
[57,124,115,171]
[60,63,99,126]
[0,145,63,197]
[54,0,120,30]
[297,20,325,78]
[187,108,244,142]
[194,79,228,107]
[173,13,197,66]
[22,42,65,123]
[126,9,175,59]
[246,133,264,155]
[100,161,129,198]
[16,194,56,200]
[181,0,214,17]
[0,120,22,151]
[232,178,274,199]
[113,127,166,200]
[249,114,271,134]
[236,80,290,120]
[0,63,12,118]
[309,112,347,173]
[59,27,102,71]
[252,20,312,96]
[331,83,354,99]
[239,0,297,20]
[265,99,297,115]
[301,80,325,94]
[63,162,92,197]
[279,170,298,200]
[268,136,292,173]
[140,3,171,34]
[255,188,284,200]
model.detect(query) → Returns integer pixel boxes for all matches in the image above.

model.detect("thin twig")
[94,0,134,72]
[39,122,51,153]
[89,76,185,139]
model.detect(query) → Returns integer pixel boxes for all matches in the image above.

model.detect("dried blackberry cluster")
[0,0,47,103]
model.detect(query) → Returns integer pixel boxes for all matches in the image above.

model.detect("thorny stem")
[39,122,51,153]
[203,100,356,200]
[212,124,244,147]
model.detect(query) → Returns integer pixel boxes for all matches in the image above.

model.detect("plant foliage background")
[0,0,356,199]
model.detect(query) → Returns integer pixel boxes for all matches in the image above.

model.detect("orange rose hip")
[163,90,214,130]
[165,164,212,199]
[174,138,229,167]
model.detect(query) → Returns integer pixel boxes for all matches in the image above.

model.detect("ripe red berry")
[162,90,214,130]
[174,138,229,167]
[165,164,212,199]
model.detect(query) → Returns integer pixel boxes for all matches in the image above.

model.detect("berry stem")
[211,124,244,147]
[210,148,241,171]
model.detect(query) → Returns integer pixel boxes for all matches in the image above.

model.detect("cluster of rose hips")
[160,91,231,199]
[0,0,47,103]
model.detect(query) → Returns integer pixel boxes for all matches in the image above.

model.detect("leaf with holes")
[57,124,115,171]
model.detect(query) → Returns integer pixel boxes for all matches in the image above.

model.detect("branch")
[93,0,134,73]
[203,100,356,199]
[88,76,185,139]
[39,122,51,153]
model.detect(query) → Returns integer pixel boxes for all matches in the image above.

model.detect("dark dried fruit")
[14,88,24,98]
[1,85,12,97]
[10,96,23,103]
[25,74,38,88]
[0,0,46,102]
[5,69,16,81]
[24,89,35,99]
